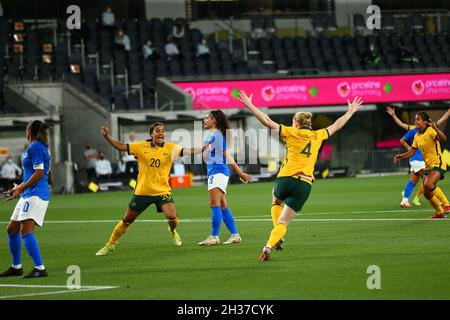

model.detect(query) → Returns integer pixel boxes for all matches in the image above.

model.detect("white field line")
[0,209,436,225]
[0,284,119,299]
[0,217,448,224]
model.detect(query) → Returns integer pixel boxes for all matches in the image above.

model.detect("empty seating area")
[0,16,449,113]
[246,33,450,73]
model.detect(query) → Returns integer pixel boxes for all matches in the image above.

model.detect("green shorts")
[273,177,312,212]
[423,167,446,180]
[128,194,174,213]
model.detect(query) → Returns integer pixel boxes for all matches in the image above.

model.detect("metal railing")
[330,148,410,174]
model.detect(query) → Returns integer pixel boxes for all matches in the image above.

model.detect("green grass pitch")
[0,175,449,299]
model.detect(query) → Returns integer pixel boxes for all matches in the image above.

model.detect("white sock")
[402,197,409,203]
[35,265,45,271]
[12,264,22,269]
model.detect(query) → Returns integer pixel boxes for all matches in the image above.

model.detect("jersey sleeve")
[403,130,414,143]
[170,143,183,160]
[408,125,416,131]
[315,128,330,141]
[29,144,45,170]
[279,124,295,140]
[430,128,438,140]
[128,141,143,158]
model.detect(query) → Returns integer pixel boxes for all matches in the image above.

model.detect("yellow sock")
[428,196,444,214]
[107,220,130,245]
[267,223,287,248]
[167,217,179,232]
[415,184,424,198]
[433,187,449,206]
[271,204,283,227]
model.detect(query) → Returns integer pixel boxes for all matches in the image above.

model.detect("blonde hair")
[293,112,313,129]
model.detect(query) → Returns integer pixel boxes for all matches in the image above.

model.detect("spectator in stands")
[427,17,436,34]
[172,19,185,39]
[362,42,380,66]
[117,158,126,177]
[95,151,112,181]
[0,1,3,17]
[115,29,131,52]
[143,38,160,60]
[164,36,180,61]
[0,156,22,191]
[123,132,138,178]
[196,39,210,59]
[83,142,98,182]
[394,41,420,63]
[101,5,116,28]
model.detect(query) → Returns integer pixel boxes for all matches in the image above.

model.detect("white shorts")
[10,196,49,227]
[207,173,229,194]
[410,160,426,173]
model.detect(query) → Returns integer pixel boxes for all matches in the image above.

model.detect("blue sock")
[222,208,238,235]
[211,206,222,237]
[22,233,44,268]
[404,180,416,199]
[8,233,21,266]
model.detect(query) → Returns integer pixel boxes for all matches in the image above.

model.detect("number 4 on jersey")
[300,141,312,158]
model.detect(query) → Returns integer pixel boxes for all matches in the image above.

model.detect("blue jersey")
[22,140,51,201]
[403,129,423,162]
[204,130,230,177]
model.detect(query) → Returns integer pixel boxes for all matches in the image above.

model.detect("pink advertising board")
[173,73,450,109]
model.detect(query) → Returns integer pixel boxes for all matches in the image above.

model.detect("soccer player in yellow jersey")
[395,112,448,219]
[237,90,364,261]
[387,106,450,209]
[95,122,205,255]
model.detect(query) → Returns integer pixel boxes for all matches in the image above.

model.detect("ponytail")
[28,120,50,146]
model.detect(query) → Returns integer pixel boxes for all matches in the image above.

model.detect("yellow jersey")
[412,127,447,171]
[128,140,182,196]
[277,125,329,181]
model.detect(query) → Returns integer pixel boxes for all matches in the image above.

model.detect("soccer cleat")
[168,227,182,246]
[444,205,450,215]
[23,268,48,278]
[259,246,271,261]
[274,238,285,251]
[400,201,412,208]
[95,244,115,256]
[223,234,241,245]
[412,197,421,206]
[428,212,447,219]
[0,267,23,277]
[198,236,220,246]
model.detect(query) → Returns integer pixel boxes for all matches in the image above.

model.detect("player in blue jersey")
[1,121,51,278]
[198,110,252,246]
[387,106,450,209]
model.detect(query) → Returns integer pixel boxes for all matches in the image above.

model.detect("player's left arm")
[429,120,447,142]
[327,96,364,136]
[181,143,210,156]
[224,151,252,183]
[436,108,450,128]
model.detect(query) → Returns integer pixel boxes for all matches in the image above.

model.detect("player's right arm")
[101,122,128,152]
[386,106,410,130]
[327,96,364,136]
[237,89,279,130]
[394,135,418,162]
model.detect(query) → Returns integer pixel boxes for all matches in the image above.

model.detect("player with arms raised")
[238,90,364,261]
